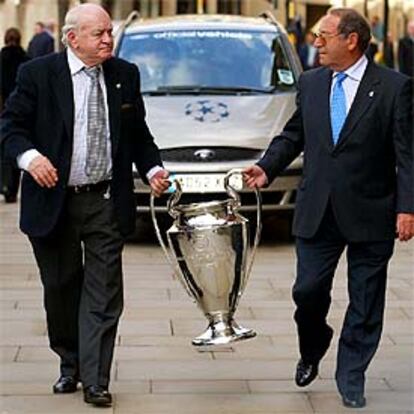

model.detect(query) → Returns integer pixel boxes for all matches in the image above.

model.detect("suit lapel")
[51,51,74,141]
[103,58,122,158]
[317,68,335,152]
[333,62,380,152]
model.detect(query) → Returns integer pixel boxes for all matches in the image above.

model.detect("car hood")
[143,93,296,150]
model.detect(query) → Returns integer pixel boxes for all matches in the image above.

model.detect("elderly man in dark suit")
[244,8,413,409]
[0,3,169,407]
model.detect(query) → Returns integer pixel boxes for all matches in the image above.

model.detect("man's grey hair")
[61,7,81,46]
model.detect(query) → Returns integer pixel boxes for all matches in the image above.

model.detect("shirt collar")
[67,47,86,76]
[333,54,368,82]
[66,47,103,76]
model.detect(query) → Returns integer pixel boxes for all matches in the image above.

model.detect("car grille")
[160,147,263,162]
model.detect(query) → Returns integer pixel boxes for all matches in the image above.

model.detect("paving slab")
[0,394,114,414]
[114,393,313,413]
[117,360,298,381]
[152,379,250,394]
[247,378,390,393]
[0,346,18,362]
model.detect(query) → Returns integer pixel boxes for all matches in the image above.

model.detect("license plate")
[168,173,243,193]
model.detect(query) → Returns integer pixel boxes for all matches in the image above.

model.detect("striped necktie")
[330,72,347,145]
[83,66,109,183]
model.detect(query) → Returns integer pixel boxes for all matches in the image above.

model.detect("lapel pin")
[116,83,121,89]
[368,91,374,98]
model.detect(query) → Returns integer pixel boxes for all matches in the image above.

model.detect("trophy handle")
[224,168,262,278]
[166,179,182,219]
[150,182,197,299]
[150,179,182,268]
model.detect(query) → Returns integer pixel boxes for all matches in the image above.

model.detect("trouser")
[29,187,124,388]
[292,203,394,396]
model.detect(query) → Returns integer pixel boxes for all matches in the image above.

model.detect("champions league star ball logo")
[185,100,229,123]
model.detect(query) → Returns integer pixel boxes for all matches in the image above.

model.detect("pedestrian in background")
[0,3,169,407]
[298,31,319,70]
[370,15,384,43]
[398,20,414,77]
[0,27,29,202]
[27,21,54,58]
[244,7,413,409]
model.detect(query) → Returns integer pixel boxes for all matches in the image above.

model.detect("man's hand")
[28,155,58,188]
[396,213,414,242]
[243,165,268,189]
[149,169,170,197]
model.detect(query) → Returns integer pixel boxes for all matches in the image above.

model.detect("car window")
[118,29,296,93]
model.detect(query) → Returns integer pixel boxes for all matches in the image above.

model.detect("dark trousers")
[29,188,124,388]
[292,203,394,396]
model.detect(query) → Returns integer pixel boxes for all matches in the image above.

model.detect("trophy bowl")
[150,168,262,347]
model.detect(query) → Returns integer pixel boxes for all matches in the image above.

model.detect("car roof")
[124,14,283,34]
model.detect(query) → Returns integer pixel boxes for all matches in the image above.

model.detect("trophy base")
[192,319,256,347]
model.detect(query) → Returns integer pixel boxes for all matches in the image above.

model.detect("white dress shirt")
[67,47,112,185]
[331,54,368,114]
[17,47,162,183]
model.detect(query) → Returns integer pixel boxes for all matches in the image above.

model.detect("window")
[133,0,162,17]
[217,0,241,14]
[177,0,196,14]
[118,29,296,92]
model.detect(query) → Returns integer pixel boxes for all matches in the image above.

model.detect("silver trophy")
[150,168,261,347]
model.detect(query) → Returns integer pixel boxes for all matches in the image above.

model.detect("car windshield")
[118,29,296,94]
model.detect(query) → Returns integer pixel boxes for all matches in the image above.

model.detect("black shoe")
[295,359,319,387]
[53,375,79,393]
[342,394,366,408]
[83,385,112,407]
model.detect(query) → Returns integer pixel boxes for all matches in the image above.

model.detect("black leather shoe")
[53,375,79,393]
[83,385,112,407]
[342,394,366,408]
[295,359,319,387]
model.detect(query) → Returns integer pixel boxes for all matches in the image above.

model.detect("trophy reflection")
[151,169,261,347]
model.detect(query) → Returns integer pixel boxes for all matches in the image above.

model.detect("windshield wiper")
[143,85,275,96]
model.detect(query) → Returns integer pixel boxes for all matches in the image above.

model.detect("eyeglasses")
[313,31,341,41]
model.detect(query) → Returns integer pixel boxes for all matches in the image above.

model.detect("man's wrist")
[17,149,41,171]
[146,165,163,180]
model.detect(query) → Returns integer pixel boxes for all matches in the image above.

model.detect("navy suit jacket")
[258,62,413,242]
[0,51,162,237]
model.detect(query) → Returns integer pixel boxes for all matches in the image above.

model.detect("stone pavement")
[0,201,413,414]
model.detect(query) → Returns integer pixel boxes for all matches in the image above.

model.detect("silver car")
[115,13,302,215]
